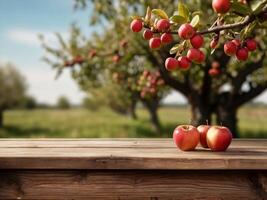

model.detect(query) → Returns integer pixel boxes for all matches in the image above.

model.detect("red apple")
[231,39,241,47]
[212,0,231,14]
[156,19,170,32]
[161,33,173,44]
[178,23,195,40]
[190,34,204,49]
[209,68,220,76]
[197,125,211,148]
[165,57,179,71]
[187,48,201,62]
[130,19,143,32]
[173,125,200,151]
[224,41,237,56]
[178,56,191,69]
[245,39,257,51]
[206,126,232,151]
[195,50,205,64]
[149,37,161,49]
[143,29,153,40]
[236,48,249,61]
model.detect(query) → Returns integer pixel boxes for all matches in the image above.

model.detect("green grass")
[0,106,266,138]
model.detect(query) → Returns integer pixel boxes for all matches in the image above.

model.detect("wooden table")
[0,139,266,199]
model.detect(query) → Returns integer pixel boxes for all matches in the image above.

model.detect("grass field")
[0,106,267,138]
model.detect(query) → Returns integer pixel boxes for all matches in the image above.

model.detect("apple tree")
[127,0,267,137]
[43,0,267,137]
[40,25,168,134]
[81,0,267,137]
[0,63,27,127]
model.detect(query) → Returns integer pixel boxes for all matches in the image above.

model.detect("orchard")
[42,0,267,137]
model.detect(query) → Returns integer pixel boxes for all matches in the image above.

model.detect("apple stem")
[220,122,223,126]
[206,119,209,125]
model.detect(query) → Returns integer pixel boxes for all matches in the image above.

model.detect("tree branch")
[197,15,253,34]
[149,4,267,36]
[235,82,267,107]
[231,52,266,94]
[150,15,255,35]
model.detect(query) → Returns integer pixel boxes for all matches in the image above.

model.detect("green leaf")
[144,7,152,22]
[241,21,258,39]
[169,44,183,55]
[251,0,267,14]
[152,9,169,19]
[210,48,216,55]
[170,15,187,24]
[231,2,251,16]
[178,2,189,22]
[190,15,200,28]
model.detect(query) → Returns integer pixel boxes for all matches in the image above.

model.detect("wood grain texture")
[0,139,266,170]
[0,170,266,200]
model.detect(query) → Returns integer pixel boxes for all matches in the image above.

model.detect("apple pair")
[173,124,232,151]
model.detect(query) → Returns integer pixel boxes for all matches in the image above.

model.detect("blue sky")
[0,0,91,104]
[0,0,266,105]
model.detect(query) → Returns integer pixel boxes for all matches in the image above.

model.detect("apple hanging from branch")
[129,0,267,74]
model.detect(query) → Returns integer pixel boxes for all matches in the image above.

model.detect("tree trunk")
[142,99,162,135]
[190,103,212,126]
[0,110,3,128]
[215,106,238,138]
[128,99,138,120]
[188,94,212,127]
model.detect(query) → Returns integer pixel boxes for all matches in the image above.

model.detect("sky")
[0,0,266,105]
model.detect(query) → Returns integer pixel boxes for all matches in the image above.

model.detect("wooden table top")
[0,139,266,170]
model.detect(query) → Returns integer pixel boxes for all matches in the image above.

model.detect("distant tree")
[19,96,37,110]
[57,96,71,109]
[0,63,27,127]
[82,96,101,111]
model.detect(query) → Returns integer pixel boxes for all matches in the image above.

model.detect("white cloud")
[163,91,187,104]
[24,67,86,105]
[7,28,68,47]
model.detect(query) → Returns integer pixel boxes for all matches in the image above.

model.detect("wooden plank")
[0,170,266,200]
[0,147,266,158]
[0,139,174,148]
[0,149,266,170]
[0,138,266,148]
[0,139,266,170]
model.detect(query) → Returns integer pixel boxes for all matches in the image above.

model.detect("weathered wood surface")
[0,139,266,199]
[0,170,266,200]
[0,139,266,170]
